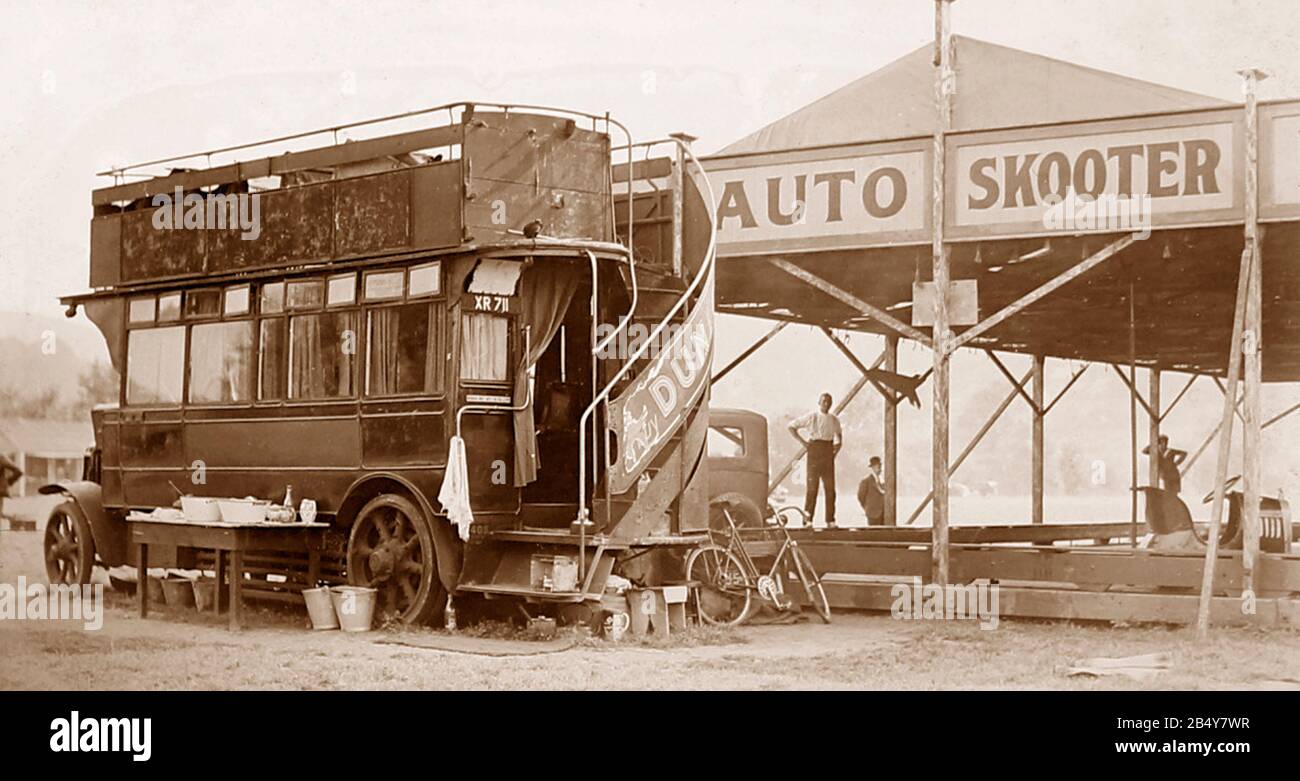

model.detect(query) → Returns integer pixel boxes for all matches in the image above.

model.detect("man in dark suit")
[858,456,885,526]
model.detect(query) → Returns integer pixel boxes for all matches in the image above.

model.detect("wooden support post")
[1128,282,1138,548]
[884,334,899,526]
[1032,355,1045,524]
[1148,369,1162,489]
[931,0,954,587]
[1196,70,1266,639]
[1240,68,1267,599]
[668,133,696,277]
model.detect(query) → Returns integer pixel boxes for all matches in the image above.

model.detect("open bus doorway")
[523,280,593,508]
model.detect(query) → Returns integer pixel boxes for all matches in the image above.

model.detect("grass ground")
[1,524,1297,690]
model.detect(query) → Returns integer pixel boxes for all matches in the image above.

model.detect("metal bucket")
[329,586,377,632]
[192,578,218,612]
[303,587,339,630]
[161,577,195,608]
[146,575,167,605]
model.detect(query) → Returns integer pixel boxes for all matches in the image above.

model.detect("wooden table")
[127,516,328,630]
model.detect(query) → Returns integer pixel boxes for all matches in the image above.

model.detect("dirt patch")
[2,528,1298,690]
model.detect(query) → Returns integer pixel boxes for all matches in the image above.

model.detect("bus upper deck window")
[261,282,285,314]
[128,297,156,324]
[364,271,403,301]
[328,274,356,307]
[158,292,182,321]
[460,312,508,382]
[408,262,441,297]
[225,285,251,316]
[287,279,324,310]
[184,289,219,319]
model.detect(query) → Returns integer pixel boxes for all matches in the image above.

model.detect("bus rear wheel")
[346,494,446,625]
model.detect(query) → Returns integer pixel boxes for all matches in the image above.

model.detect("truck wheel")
[347,494,446,625]
[44,501,96,586]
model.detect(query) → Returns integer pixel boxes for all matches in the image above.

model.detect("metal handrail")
[99,100,629,175]
[454,327,532,440]
[574,138,718,537]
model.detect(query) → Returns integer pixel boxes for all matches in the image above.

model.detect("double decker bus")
[44,102,718,624]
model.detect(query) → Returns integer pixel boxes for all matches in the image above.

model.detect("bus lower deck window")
[125,326,185,405]
[368,303,437,395]
[189,321,254,403]
[460,312,508,382]
[259,319,287,400]
[289,311,357,399]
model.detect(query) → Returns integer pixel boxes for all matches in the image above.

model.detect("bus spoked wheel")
[346,494,446,625]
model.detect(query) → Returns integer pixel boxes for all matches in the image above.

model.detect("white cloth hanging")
[438,435,474,541]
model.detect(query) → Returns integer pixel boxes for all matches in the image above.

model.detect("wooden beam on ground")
[711,320,787,385]
[811,581,1298,628]
[1032,355,1045,524]
[950,234,1137,350]
[766,257,932,347]
[884,334,899,526]
[905,367,1032,525]
[795,543,1300,593]
[789,521,1144,546]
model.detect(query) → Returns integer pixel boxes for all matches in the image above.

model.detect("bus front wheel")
[346,493,446,625]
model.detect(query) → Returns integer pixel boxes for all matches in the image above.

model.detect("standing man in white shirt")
[788,393,843,529]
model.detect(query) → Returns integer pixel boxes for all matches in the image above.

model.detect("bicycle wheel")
[790,546,831,624]
[685,544,753,627]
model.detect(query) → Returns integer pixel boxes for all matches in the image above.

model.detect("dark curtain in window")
[513,262,580,486]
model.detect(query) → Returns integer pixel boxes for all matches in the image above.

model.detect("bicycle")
[685,499,831,627]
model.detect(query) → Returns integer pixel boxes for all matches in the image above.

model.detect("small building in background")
[0,418,93,497]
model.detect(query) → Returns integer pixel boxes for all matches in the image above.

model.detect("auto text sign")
[606,277,715,496]
[703,146,928,255]
[700,104,1283,253]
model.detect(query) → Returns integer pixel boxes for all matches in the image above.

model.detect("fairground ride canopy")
[704,37,1300,381]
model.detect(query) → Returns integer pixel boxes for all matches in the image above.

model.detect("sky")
[2,0,1299,510]
[3,0,1299,316]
